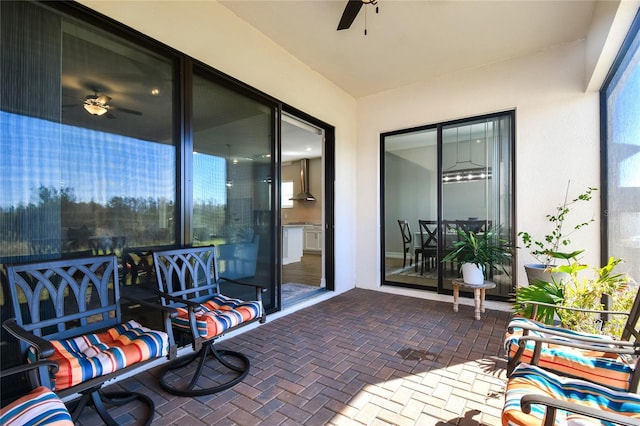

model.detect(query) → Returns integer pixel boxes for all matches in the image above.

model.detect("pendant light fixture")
[442,126,491,184]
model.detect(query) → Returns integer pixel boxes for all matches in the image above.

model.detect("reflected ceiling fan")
[82,91,142,118]
[337,0,378,31]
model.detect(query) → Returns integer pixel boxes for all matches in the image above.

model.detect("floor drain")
[398,348,437,361]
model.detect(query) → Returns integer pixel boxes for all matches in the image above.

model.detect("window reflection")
[191,73,274,304]
[0,3,176,260]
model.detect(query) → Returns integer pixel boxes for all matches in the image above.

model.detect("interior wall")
[357,40,601,293]
[281,158,323,225]
[79,0,358,295]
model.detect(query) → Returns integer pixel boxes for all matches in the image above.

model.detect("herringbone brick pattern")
[79,289,511,425]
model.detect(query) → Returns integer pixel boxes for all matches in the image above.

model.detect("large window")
[602,11,640,281]
[381,112,514,300]
[1,2,177,261]
[0,1,284,372]
[191,72,275,301]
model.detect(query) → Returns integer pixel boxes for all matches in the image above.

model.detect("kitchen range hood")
[290,159,316,201]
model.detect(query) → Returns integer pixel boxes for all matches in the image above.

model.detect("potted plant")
[442,225,512,284]
[513,257,633,337]
[518,181,597,284]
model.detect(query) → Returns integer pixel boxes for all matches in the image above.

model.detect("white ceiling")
[219,0,597,98]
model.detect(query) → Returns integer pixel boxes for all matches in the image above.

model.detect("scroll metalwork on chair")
[152,246,266,397]
[504,287,640,392]
[2,255,171,426]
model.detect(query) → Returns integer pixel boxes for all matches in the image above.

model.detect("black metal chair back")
[397,220,413,268]
[153,246,220,308]
[416,220,438,274]
[7,256,121,343]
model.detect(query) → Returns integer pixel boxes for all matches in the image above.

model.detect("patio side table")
[451,279,496,320]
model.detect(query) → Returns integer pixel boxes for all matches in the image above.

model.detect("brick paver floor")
[78,288,512,425]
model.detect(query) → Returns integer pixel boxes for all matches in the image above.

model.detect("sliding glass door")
[191,71,276,305]
[383,127,438,290]
[381,112,514,299]
[441,115,513,295]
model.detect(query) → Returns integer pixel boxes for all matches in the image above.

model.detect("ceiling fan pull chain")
[364,4,368,35]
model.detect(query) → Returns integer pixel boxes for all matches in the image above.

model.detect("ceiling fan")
[69,91,142,118]
[337,0,378,31]
[84,92,142,117]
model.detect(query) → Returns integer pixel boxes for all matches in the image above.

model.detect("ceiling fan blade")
[337,0,363,30]
[111,106,142,116]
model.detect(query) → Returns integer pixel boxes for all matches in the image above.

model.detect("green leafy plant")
[518,181,597,267]
[558,257,632,335]
[514,279,564,324]
[514,257,634,336]
[442,225,512,279]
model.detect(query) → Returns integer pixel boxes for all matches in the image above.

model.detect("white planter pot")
[461,263,485,285]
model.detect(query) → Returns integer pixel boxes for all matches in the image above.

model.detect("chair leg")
[67,386,154,426]
[159,341,250,397]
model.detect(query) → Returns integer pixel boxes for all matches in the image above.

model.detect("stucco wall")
[356,40,601,295]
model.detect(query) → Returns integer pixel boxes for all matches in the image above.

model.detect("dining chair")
[397,220,413,269]
[415,220,438,274]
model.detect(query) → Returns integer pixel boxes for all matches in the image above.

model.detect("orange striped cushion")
[0,385,73,425]
[503,363,640,425]
[29,320,168,391]
[172,295,262,339]
[505,318,633,391]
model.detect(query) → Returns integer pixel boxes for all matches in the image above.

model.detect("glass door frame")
[380,110,515,300]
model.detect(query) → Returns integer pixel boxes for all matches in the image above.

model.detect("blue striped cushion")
[503,363,640,425]
[0,385,73,425]
[28,320,169,391]
[172,294,261,339]
[505,317,633,391]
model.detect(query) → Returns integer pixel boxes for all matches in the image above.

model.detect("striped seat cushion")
[0,385,73,425]
[172,294,261,339]
[505,317,633,391]
[29,320,168,391]
[503,363,640,426]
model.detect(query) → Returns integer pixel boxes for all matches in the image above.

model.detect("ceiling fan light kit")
[83,92,111,116]
[78,91,142,118]
[83,102,108,116]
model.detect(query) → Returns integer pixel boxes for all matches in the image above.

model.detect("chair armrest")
[519,300,630,316]
[0,360,59,379]
[507,319,636,346]
[521,394,640,426]
[517,334,639,356]
[120,295,179,318]
[2,318,54,358]
[145,288,203,311]
[220,277,268,292]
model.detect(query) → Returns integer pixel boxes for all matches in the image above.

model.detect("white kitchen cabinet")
[282,225,304,265]
[304,225,323,252]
